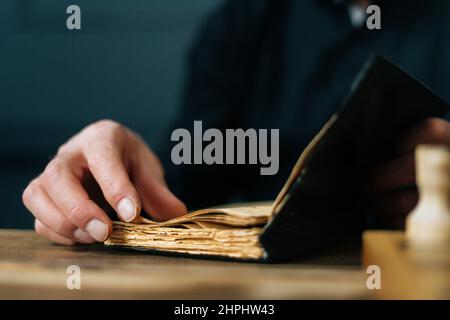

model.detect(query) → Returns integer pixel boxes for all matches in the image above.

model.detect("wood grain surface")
[363,231,450,299]
[0,230,368,299]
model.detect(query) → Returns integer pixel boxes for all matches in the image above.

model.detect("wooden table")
[363,231,450,299]
[0,230,368,299]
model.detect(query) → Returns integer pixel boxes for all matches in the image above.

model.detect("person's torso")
[241,0,450,200]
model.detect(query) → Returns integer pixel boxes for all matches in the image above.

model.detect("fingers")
[396,118,450,154]
[22,179,95,244]
[369,117,450,230]
[23,119,188,246]
[133,142,187,221]
[82,139,141,223]
[34,220,76,246]
[23,179,75,238]
[372,189,418,216]
[370,190,418,230]
[137,178,188,221]
[23,179,96,244]
[371,152,415,194]
[41,158,111,242]
[372,117,450,194]
[35,219,96,245]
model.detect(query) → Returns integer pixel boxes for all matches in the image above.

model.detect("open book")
[105,203,272,260]
[105,55,449,262]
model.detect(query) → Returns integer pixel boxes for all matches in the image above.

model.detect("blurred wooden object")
[406,145,450,248]
[363,146,450,299]
[0,230,367,299]
[363,231,450,299]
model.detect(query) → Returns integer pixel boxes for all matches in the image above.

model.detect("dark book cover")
[260,54,449,262]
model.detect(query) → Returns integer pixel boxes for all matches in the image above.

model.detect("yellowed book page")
[270,114,338,215]
[105,225,265,259]
[136,202,272,228]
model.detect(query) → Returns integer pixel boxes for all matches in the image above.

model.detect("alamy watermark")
[66,265,81,290]
[171,121,279,175]
[66,5,81,30]
[366,5,381,30]
[65,4,381,31]
[366,265,381,290]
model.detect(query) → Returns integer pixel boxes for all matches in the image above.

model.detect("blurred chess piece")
[406,145,450,249]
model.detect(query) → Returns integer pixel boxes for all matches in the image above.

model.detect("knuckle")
[87,149,114,170]
[87,150,102,167]
[423,118,448,141]
[86,144,122,176]
[34,220,44,235]
[92,119,124,137]
[83,120,126,155]
[43,159,64,182]
[67,200,91,225]
[54,219,75,236]
[94,119,119,128]
[22,179,39,207]
[22,184,34,207]
[56,142,70,156]
[105,181,128,203]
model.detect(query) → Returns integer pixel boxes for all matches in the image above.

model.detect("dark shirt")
[165,0,450,210]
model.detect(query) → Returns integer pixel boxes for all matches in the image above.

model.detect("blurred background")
[0,0,223,229]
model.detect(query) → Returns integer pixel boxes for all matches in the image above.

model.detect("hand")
[370,117,450,229]
[22,120,187,245]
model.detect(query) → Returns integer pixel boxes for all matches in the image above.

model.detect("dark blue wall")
[0,0,222,228]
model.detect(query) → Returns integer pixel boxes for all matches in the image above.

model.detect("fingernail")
[117,197,137,222]
[85,219,108,242]
[74,228,96,244]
